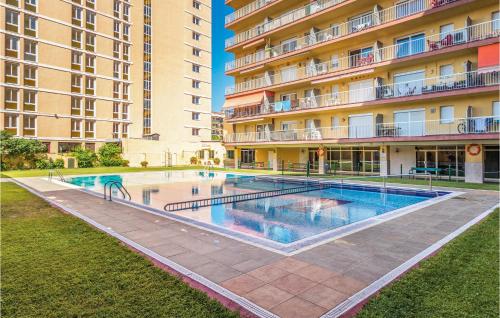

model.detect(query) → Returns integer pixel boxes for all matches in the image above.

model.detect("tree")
[98,143,125,167]
[1,131,47,170]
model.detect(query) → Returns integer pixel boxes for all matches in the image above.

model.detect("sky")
[211,1,234,112]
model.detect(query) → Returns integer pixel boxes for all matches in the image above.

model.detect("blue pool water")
[66,171,448,244]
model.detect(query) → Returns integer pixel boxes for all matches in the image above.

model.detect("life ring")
[466,144,481,156]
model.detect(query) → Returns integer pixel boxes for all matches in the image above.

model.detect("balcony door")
[349,114,373,138]
[349,79,374,103]
[394,109,425,136]
[394,70,424,97]
[396,33,425,58]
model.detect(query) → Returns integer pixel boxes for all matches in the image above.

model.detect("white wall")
[389,146,416,175]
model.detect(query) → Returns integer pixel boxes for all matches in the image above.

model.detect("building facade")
[222,0,500,183]
[211,111,224,140]
[1,0,212,166]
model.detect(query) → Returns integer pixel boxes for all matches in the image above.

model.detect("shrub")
[0,130,47,170]
[190,157,198,165]
[121,160,130,167]
[213,158,221,165]
[53,158,65,169]
[140,161,148,168]
[34,158,65,170]
[98,143,125,167]
[73,147,98,168]
[35,159,51,170]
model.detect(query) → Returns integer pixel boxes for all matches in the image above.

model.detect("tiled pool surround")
[62,172,455,254]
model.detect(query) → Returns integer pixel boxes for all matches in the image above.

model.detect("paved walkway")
[15,177,499,318]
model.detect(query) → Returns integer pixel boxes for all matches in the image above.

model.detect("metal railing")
[224,69,500,119]
[225,0,458,49]
[48,169,66,182]
[225,0,280,25]
[224,115,500,143]
[164,182,333,211]
[225,20,499,92]
[103,181,131,201]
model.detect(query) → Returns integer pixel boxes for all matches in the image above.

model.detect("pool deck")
[13,176,499,318]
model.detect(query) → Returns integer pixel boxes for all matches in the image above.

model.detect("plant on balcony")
[0,130,47,170]
[98,143,125,167]
[73,147,98,168]
[190,156,198,165]
[213,158,221,165]
[140,161,148,168]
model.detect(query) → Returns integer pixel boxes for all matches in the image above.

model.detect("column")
[234,148,239,169]
[318,151,325,174]
[465,144,484,183]
[379,145,390,176]
[272,149,278,172]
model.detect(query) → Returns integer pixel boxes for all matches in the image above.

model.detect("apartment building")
[222,0,500,183]
[1,0,212,166]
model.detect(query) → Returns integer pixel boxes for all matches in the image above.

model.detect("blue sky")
[211,2,234,112]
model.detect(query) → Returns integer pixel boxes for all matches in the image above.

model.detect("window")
[122,104,129,119]
[192,80,200,88]
[5,114,18,129]
[439,64,454,80]
[25,15,37,31]
[26,0,38,6]
[193,1,201,9]
[331,55,339,70]
[123,4,130,20]
[24,66,36,81]
[71,74,81,88]
[85,99,95,116]
[192,96,200,104]
[24,115,36,129]
[6,10,19,26]
[5,88,18,102]
[113,122,120,137]
[123,45,129,60]
[331,116,340,128]
[192,48,201,56]
[6,36,19,51]
[113,41,120,56]
[72,51,82,66]
[122,124,128,135]
[281,38,297,53]
[192,64,200,73]
[113,82,120,96]
[123,84,129,97]
[72,6,82,21]
[493,101,499,118]
[144,24,151,36]
[493,12,500,31]
[227,150,235,159]
[393,70,425,97]
[348,114,373,138]
[113,62,120,78]
[192,31,201,41]
[72,29,82,45]
[5,62,18,79]
[86,54,95,71]
[86,11,96,27]
[86,33,95,48]
[348,79,374,102]
[71,97,81,113]
[440,106,454,124]
[396,33,425,58]
[192,112,200,120]
[192,128,200,136]
[113,0,120,15]
[349,47,373,67]
[24,90,36,106]
[71,119,81,133]
[123,24,130,37]
[86,77,95,91]
[440,24,454,39]
[192,16,200,25]
[24,40,37,61]
[123,64,129,77]
[394,109,425,136]
[85,121,95,133]
[113,103,120,118]
[114,21,120,34]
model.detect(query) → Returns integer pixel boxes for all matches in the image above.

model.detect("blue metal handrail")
[164,182,332,212]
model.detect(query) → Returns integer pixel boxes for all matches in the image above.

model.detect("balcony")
[225,20,500,94]
[226,0,461,65]
[224,70,500,120]
[224,116,500,144]
[225,0,279,25]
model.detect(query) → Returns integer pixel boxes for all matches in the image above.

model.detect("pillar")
[318,153,325,174]
[379,145,390,176]
[465,144,484,183]
[272,150,278,172]
[234,148,239,169]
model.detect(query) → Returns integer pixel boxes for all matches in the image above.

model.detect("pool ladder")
[103,181,131,202]
[48,169,66,182]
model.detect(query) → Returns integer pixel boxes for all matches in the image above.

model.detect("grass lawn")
[0,182,239,318]
[357,209,499,318]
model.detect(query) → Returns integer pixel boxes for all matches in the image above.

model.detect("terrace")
[224,69,500,121]
[225,20,499,93]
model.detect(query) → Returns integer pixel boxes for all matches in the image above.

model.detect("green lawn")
[357,209,499,318]
[0,182,239,318]
[1,166,498,191]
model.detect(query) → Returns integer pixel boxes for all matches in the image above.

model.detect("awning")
[223,91,274,109]
[478,43,499,74]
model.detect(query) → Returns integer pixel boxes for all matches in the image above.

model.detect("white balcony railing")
[224,69,500,119]
[224,116,500,143]
[225,20,500,94]
[225,0,459,59]
[225,0,280,25]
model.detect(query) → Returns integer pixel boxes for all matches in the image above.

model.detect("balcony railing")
[224,116,500,143]
[225,0,458,61]
[225,20,499,94]
[225,0,279,25]
[225,70,500,119]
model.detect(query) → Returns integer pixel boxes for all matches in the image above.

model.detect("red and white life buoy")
[317,147,325,157]
[466,144,481,156]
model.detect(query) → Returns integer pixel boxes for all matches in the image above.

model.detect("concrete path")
[14,177,499,318]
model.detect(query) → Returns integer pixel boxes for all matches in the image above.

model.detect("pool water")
[66,171,447,245]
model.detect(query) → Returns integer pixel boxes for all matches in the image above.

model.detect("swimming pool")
[65,171,451,251]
